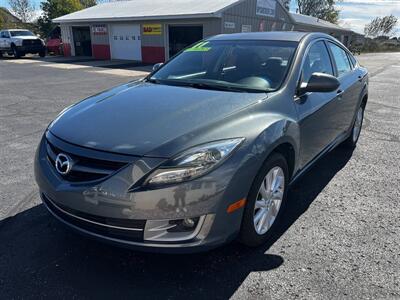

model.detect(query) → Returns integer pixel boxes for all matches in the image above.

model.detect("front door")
[72,27,92,57]
[295,40,343,168]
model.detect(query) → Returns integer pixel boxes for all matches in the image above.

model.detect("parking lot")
[0,53,399,299]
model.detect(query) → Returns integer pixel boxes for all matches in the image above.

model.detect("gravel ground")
[0,53,399,299]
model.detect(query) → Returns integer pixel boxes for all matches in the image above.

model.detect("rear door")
[0,31,9,50]
[3,31,12,50]
[295,40,342,168]
[327,42,363,133]
[0,31,3,49]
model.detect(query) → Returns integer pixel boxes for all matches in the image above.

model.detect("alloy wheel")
[253,166,285,235]
[353,106,364,143]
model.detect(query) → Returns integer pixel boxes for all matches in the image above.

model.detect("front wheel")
[239,153,289,247]
[39,50,46,58]
[12,45,21,59]
[342,104,365,148]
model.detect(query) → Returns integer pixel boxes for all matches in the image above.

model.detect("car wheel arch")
[251,120,300,181]
[361,94,368,108]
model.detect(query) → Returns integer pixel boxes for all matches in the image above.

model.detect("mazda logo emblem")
[55,153,72,175]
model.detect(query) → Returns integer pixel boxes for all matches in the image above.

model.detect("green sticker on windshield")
[184,41,211,52]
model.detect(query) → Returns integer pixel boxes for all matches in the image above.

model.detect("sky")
[1,0,399,36]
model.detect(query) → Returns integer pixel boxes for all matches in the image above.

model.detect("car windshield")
[10,30,34,37]
[150,40,298,93]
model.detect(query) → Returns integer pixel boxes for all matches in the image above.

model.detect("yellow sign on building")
[143,24,162,35]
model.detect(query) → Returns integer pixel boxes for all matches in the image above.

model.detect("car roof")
[208,31,328,42]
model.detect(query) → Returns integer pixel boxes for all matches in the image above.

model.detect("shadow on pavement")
[0,146,353,299]
[0,55,152,70]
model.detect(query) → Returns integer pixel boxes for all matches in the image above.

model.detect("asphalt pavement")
[0,53,399,299]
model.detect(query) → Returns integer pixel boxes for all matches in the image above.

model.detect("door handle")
[336,89,344,99]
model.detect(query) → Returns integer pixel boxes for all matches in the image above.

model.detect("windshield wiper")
[145,78,162,84]
[146,78,266,93]
[186,82,246,92]
[168,80,266,93]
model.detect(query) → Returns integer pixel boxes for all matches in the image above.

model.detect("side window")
[328,42,352,76]
[302,41,334,83]
[348,53,358,69]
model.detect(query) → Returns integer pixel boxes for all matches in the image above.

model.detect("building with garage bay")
[54,0,355,63]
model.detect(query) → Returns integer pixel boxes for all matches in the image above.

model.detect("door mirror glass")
[152,63,164,72]
[299,72,340,94]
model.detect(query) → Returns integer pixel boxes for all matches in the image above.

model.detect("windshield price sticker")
[184,42,212,52]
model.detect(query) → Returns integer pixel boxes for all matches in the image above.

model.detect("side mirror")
[152,63,164,72]
[299,72,340,94]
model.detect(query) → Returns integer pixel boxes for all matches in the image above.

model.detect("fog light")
[168,217,200,233]
[183,218,196,228]
[144,216,205,242]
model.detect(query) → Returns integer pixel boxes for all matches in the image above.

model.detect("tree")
[8,0,35,23]
[37,0,97,37]
[296,0,341,24]
[364,15,398,38]
[80,0,97,7]
[280,0,290,11]
[280,0,290,10]
[0,10,4,29]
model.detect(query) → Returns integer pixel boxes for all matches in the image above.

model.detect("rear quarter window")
[328,42,352,76]
[348,53,358,69]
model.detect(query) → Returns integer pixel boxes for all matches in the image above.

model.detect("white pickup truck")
[0,29,46,58]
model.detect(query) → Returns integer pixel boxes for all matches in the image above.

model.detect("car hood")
[12,36,39,40]
[48,81,266,157]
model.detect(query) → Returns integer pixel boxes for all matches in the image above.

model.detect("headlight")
[144,138,244,187]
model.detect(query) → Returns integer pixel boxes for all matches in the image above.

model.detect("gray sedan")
[34,32,368,252]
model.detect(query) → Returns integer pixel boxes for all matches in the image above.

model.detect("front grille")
[23,39,42,46]
[46,139,129,182]
[42,194,145,242]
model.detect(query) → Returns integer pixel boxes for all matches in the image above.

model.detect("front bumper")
[17,45,44,53]
[35,132,252,252]
[41,193,220,253]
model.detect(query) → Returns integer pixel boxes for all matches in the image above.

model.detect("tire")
[0,51,3,58]
[39,50,46,58]
[239,153,289,247]
[342,104,365,148]
[12,45,21,59]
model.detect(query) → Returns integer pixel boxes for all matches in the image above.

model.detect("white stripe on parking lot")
[39,63,90,69]
[4,59,41,64]
[89,69,149,77]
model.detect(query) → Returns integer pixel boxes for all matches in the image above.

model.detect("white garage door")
[110,24,142,61]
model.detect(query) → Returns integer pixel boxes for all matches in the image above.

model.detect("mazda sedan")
[35,32,368,252]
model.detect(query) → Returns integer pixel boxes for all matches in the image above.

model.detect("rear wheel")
[343,104,365,148]
[39,50,46,58]
[239,153,289,247]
